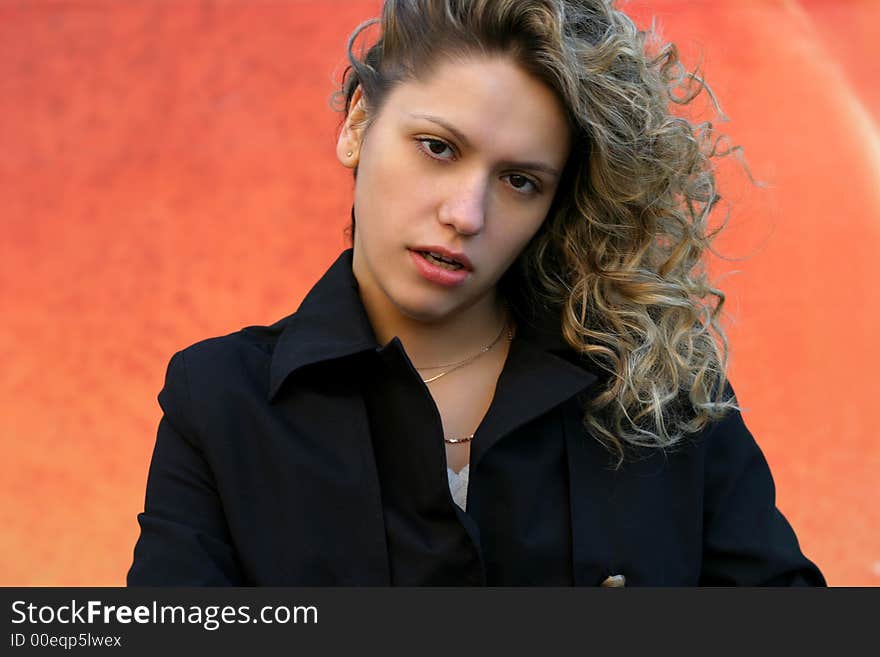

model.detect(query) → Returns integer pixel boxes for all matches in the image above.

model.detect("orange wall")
[2,0,877,585]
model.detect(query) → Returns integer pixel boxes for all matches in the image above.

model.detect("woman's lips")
[409,245,473,271]
[408,249,471,287]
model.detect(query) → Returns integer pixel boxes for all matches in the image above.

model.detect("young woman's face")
[338,55,571,324]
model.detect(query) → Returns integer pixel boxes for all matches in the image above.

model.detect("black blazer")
[127,249,825,586]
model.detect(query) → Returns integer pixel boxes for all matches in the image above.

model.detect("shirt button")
[600,574,626,587]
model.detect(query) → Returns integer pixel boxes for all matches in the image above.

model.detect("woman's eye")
[416,138,455,161]
[416,138,540,196]
[504,174,540,195]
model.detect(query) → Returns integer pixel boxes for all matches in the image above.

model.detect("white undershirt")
[446,465,470,511]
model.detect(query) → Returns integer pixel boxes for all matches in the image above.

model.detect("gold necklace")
[445,433,474,444]
[417,314,512,384]
[414,310,515,445]
[415,322,505,371]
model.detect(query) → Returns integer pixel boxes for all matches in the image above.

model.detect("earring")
[346,151,353,157]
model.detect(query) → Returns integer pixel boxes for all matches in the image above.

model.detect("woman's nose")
[437,173,488,236]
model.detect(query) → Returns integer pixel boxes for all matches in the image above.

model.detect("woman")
[127,0,825,585]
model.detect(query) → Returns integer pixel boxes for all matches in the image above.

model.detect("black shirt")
[127,249,825,586]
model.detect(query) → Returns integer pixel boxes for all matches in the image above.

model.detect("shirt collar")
[268,248,597,402]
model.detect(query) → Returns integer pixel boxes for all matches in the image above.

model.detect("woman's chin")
[393,299,458,324]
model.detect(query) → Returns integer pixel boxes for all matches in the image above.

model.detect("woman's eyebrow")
[497,158,561,178]
[408,112,561,178]
[409,112,472,147]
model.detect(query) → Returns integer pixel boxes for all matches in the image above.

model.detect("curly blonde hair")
[333,0,740,466]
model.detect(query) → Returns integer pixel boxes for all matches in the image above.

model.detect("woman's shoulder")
[157,312,299,427]
[173,312,295,376]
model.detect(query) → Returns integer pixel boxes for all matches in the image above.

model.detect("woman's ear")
[336,86,368,169]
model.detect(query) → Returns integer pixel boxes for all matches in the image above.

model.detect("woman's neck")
[360,289,510,370]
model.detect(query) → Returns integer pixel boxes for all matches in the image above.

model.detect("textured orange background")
[1,0,878,586]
